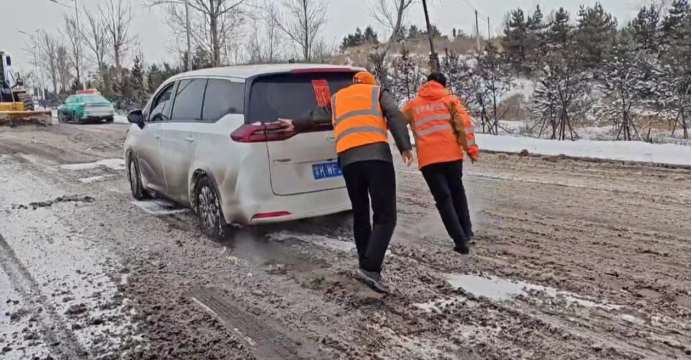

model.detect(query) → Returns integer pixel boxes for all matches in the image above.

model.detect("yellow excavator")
[0,51,52,126]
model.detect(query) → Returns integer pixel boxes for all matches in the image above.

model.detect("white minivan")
[124,64,364,238]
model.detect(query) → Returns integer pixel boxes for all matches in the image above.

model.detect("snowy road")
[0,123,690,359]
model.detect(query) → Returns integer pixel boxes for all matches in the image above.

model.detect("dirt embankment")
[0,124,689,359]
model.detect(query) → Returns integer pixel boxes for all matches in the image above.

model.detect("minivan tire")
[194,177,225,240]
[127,154,150,200]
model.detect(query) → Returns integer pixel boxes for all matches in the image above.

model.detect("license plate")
[312,161,342,180]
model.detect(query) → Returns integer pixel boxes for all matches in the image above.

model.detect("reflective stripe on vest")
[331,85,388,153]
[333,86,382,127]
[336,125,387,143]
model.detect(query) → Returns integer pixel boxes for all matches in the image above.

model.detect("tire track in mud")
[0,233,87,360]
[189,287,325,360]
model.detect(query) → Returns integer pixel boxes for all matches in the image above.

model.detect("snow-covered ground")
[487,119,691,146]
[476,133,690,166]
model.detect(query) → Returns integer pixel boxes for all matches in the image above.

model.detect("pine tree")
[526,5,548,71]
[661,0,691,45]
[129,56,145,108]
[192,47,212,70]
[422,25,443,39]
[147,64,162,93]
[473,42,514,134]
[630,5,660,54]
[341,26,379,50]
[596,31,657,140]
[658,0,691,138]
[363,26,379,44]
[547,8,572,48]
[440,48,475,105]
[392,47,424,104]
[530,44,593,140]
[501,8,529,74]
[407,25,421,39]
[574,3,618,70]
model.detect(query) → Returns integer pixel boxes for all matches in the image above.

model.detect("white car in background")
[124,64,364,238]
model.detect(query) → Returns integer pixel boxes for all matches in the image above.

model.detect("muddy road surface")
[0,123,689,360]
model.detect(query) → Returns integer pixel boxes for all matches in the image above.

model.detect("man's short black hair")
[427,72,447,87]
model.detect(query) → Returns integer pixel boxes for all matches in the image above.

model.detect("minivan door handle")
[154,134,161,140]
[184,136,195,143]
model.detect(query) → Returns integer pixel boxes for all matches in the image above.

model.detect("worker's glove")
[470,155,479,164]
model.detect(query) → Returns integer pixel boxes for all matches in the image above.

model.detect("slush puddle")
[446,273,621,310]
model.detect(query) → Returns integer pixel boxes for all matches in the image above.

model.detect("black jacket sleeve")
[292,106,333,131]
[379,89,412,154]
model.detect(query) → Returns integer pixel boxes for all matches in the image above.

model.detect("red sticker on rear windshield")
[312,80,332,107]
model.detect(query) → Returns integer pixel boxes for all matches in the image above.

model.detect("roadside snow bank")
[476,134,691,166]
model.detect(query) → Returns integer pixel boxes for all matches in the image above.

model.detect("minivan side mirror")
[127,109,144,128]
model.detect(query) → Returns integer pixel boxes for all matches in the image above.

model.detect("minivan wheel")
[127,155,150,200]
[194,177,224,240]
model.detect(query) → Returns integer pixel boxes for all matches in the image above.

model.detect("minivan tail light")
[230,123,296,142]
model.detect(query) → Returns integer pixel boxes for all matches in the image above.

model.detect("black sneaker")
[454,244,470,254]
[356,268,390,293]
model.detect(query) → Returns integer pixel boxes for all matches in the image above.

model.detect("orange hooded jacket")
[401,81,479,169]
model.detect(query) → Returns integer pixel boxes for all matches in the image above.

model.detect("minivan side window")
[148,83,175,121]
[171,79,207,121]
[201,79,244,121]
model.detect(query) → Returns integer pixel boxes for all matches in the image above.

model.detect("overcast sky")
[4,0,645,73]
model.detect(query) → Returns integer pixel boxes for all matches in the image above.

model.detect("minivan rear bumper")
[224,187,351,226]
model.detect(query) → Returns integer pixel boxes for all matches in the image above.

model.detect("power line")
[461,0,487,20]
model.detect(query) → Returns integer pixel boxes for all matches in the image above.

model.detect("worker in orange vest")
[278,71,413,293]
[402,72,479,254]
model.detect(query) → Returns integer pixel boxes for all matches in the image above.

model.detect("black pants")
[342,160,397,273]
[421,160,473,247]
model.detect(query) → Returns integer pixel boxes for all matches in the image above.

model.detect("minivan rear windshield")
[246,72,356,124]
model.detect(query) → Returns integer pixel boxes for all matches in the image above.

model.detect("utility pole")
[185,0,192,71]
[74,0,84,89]
[475,10,481,52]
[421,0,439,72]
[487,17,491,40]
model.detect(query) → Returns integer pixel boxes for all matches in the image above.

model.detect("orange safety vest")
[406,95,470,169]
[331,84,388,153]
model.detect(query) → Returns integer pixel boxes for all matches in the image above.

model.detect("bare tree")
[100,0,137,75]
[63,14,84,88]
[149,0,246,66]
[56,45,73,92]
[81,6,108,80]
[247,1,284,63]
[368,0,415,53]
[311,37,336,63]
[270,0,328,62]
[38,32,60,94]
